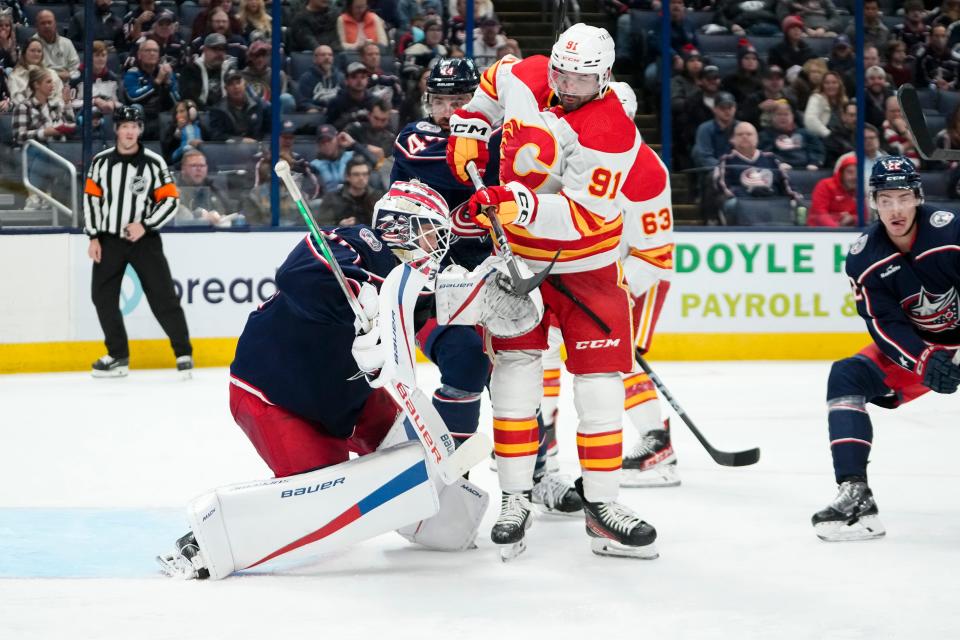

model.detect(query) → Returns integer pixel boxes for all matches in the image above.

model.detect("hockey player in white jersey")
[530,83,678,489]
[447,24,661,559]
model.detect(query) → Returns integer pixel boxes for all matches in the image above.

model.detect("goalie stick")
[465,161,559,296]
[274,161,492,484]
[897,84,960,162]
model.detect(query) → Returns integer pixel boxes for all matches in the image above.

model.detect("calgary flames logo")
[902,286,959,333]
[500,119,558,191]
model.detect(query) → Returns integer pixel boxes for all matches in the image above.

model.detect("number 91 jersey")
[466,54,660,274]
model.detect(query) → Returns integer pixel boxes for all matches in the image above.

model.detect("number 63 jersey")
[465,54,670,275]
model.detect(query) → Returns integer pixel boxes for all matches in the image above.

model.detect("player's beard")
[557,92,593,112]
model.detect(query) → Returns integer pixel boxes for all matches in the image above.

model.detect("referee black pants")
[91,233,192,360]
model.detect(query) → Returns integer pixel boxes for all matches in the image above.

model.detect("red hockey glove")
[467,182,538,230]
[446,109,491,185]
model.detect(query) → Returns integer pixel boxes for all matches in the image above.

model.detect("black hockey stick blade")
[635,350,760,467]
[896,84,960,161]
[464,161,559,295]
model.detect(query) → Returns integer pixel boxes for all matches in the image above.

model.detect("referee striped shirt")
[83,145,180,237]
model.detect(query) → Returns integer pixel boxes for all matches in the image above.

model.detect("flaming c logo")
[500,119,558,191]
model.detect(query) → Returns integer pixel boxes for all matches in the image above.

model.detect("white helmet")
[549,23,616,98]
[372,180,452,274]
[609,81,637,119]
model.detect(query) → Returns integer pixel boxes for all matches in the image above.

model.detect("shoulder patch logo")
[930,210,955,228]
[359,227,383,251]
[416,121,442,134]
[849,233,868,255]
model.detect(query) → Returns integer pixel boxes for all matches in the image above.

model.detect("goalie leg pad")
[186,442,439,580]
[574,372,626,503]
[398,479,489,550]
[491,349,543,493]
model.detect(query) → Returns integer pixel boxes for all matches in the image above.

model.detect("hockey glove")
[467,182,538,230]
[446,109,491,185]
[918,347,960,394]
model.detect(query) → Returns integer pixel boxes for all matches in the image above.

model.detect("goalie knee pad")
[397,479,489,551]
[574,373,625,503]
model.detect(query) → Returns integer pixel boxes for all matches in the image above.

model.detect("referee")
[83,106,193,378]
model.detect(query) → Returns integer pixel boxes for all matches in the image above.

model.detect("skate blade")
[155,554,198,579]
[532,502,583,518]
[619,466,681,489]
[814,516,886,542]
[498,540,527,562]
[179,370,193,381]
[91,367,129,379]
[590,537,659,559]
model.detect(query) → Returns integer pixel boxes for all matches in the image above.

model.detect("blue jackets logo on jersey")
[359,228,383,251]
[931,210,955,228]
[903,287,959,333]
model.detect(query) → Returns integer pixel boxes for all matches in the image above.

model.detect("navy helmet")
[869,155,924,202]
[427,57,480,96]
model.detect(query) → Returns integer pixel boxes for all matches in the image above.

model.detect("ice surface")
[1,362,958,639]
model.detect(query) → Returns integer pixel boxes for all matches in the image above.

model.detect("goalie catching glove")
[434,255,544,338]
[467,182,538,230]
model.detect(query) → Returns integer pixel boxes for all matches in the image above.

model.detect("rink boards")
[0,230,871,372]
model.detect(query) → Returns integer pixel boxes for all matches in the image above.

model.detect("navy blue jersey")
[846,205,960,372]
[392,118,502,271]
[230,226,397,438]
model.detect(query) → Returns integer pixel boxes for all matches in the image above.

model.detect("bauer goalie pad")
[184,441,438,580]
[378,262,494,484]
[435,256,544,338]
[398,478,489,550]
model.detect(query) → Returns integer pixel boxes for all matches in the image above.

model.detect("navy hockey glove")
[918,348,960,394]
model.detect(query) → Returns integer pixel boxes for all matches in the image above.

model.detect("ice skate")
[576,479,658,559]
[621,420,680,488]
[491,491,533,561]
[531,472,582,516]
[176,355,194,380]
[91,355,129,378]
[812,477,886,542]
[156,532,210,579]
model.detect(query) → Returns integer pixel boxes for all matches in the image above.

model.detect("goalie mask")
[373,180,452,275]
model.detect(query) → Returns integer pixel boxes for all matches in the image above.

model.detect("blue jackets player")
[390,58,499,454]
[228,183,451,478]
[813,156,960,542]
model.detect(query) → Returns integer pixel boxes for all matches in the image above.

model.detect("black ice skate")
[621,419,680,488]
[576,478,658,559]
[156,531,210,579]
[531,472,582,516]
[91,355,129,378]
[491,491,533,562]
[176,355,194,380]
[812,477,886,542]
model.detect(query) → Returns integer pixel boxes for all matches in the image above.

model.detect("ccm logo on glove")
[468,182,538,229]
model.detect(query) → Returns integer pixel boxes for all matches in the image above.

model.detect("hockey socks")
[432,385,481,447]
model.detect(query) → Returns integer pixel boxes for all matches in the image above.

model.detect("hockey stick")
[465,161,559,295]
[275,161,492,483]
[634,350,760,467]
[275,160,371,333]
[897,84,960,162]
[543,270,760,466]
